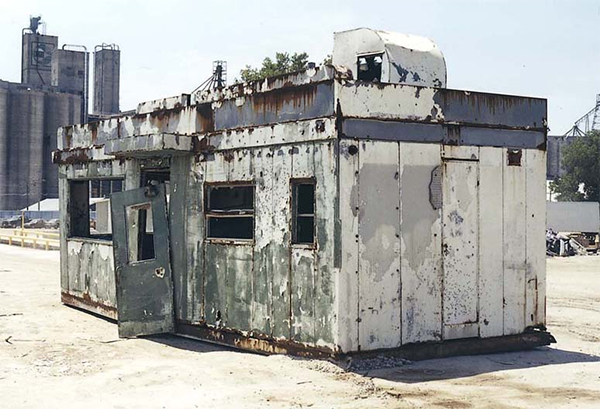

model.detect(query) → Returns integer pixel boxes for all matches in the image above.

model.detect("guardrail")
[0,230,60,250]
[12,229,59,239]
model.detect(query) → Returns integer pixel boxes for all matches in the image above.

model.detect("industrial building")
[0,17,120,210]
[55,28,553,358]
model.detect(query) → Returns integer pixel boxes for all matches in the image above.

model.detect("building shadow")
[347,346,600,382]
[145,333,244,355]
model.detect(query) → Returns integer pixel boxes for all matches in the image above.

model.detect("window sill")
[291,243,316,250]
[67,237,113,246]
[206,238,254,246]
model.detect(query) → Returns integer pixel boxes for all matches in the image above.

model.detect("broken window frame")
[204,183,255,242]
[125,202,156,264]
[68,177,124,241]
[357,52,384,83]
[291,178,316,246]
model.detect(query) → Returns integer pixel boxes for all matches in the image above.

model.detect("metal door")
[110,184,174,338]
[442,160,480,340]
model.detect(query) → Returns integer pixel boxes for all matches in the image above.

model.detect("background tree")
[239,52,309,82]
[550,130,600,201]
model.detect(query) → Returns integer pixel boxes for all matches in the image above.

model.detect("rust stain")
[251,83,318,117]
[65,126,73,148]
[196,103,215,133]
[223,152,235,162]
[191,135,215,154]
[89,121,99,144]
[61,291,117,318]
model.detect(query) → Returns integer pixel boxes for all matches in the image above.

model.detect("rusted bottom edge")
[341,328,556,361]
[61,291,118,321]
[176,323,555,361]
[175,322,335,359]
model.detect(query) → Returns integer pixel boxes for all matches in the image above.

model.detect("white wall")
[337,141,547,352]
[547,201,600,233]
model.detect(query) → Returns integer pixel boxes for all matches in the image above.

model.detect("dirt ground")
[0,246,599,409]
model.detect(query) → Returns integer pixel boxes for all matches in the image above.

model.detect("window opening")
[292,181,315,244]
[205,184,254,240]
[357,53,383,82]
[142,169,171,208]
[126,202,155,262]
[68,178,124,240]
[507,149,522,166]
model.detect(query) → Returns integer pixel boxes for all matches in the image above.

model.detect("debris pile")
[346,355,412,372]
[546,229,590,256]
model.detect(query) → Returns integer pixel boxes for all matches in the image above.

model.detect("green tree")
[239,52,309,82]
[550,130,600,201]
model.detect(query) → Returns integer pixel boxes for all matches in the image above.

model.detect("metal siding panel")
[59,176,69,292]
[460,127,545,150]
[442,158,479,340]
[478,147,505,338]
[338,82,546,130]
[400,143,443,344]
[270,146,292,339]
[228,149,253,182]
[314,141,337,346]
[525,149,546,327]
[503,149,527,335]
[203,152,228,183]
[214,82,334,130]
[252,147,273,335]
[225,245,254,332]
[186,162,204,323]
[169,155,189,322]
[343,119,444,143]
[290,247,316,344]
[357,141,401,350]
[205,118,336,152]
[290,144,317,344]
[435,89,547,129]
[204,243,228,325]
[336,140,360,352]
[342,120,545,150]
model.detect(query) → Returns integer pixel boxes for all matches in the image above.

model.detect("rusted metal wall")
[172,140,338,349]
[57,155,139,319]
[336,140,547,352]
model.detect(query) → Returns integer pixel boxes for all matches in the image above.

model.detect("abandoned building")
[0,17,120,210]
[54,27,553,358]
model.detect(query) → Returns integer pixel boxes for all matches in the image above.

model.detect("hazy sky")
[1,0,598,134]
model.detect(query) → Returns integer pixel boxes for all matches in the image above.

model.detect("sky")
[0,0,598,134]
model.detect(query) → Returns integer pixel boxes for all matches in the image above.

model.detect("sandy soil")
[0,245,599,408]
